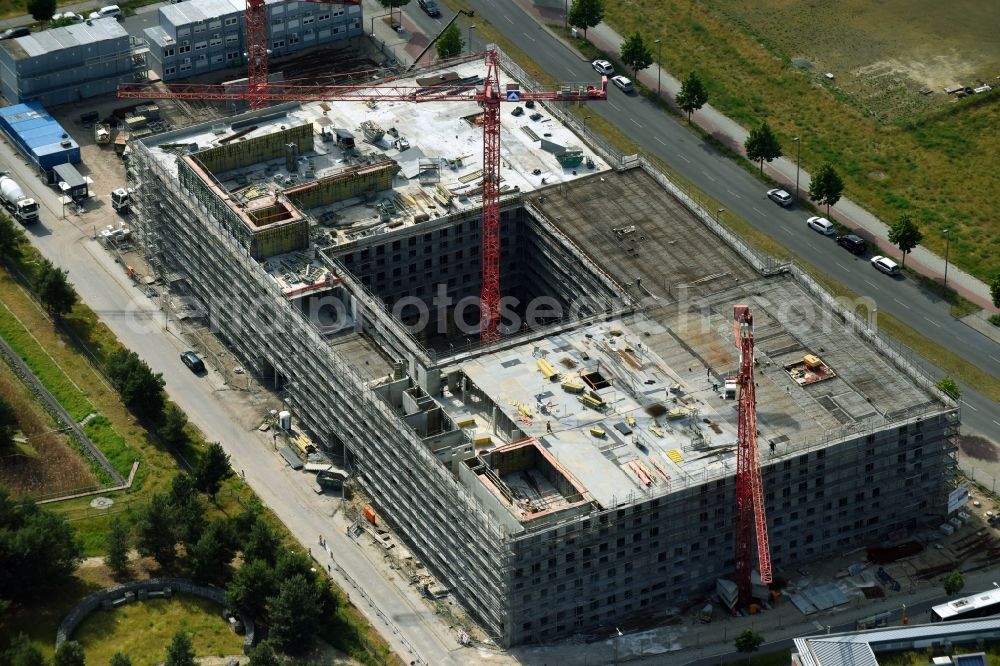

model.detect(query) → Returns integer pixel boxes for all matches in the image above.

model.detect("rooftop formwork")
[126,48,960,647]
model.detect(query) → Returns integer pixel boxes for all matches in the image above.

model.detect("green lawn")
[73,594,244,664]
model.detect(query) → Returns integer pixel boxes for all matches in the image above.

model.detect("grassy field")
[597,0,1000,282]
[73,594,245,664]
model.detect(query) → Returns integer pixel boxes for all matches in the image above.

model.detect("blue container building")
[0,102,80,177]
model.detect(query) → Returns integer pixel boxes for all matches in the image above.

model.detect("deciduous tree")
[376,0,409,28]
[194,442,233,499]
[164,630,196,666]
[989,274,1000,310]
[936,377,962,400]
[567,0,604,40]
[808,162,844,216]
[744,122,782,174]
[734,628,764,660]
[104,517,131,579]
[619,31,652,78]
[943,570,965,595]
[888,215,923,267]
[435,23,463,60]
[676,72,709,121]
[35,260,77,317]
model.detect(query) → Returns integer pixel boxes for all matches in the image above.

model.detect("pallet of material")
[537,357,559,380]
[473,435,492,446]
[455,416,477,428]
[590,426,606,438]
[562,380,585,393]
[578,394,605,410]
[666,408,687,420]
[665,449,684,463]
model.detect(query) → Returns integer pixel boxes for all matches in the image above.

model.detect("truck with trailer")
[0,173,39,224]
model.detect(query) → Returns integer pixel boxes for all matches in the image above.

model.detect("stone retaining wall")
[56,577,255,654]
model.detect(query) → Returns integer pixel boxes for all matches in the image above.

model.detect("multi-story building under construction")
[125,53,960,647]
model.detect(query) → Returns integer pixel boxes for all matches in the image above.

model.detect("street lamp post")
[716,208,724,225]
[613,627,623,664]
[943,228,951,288]
[564,0,568,31]
[655,38,662,98]
[468,25,476,55]
[793,136,801,199]
[583,115,592,134]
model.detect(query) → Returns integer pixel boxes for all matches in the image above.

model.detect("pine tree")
[136,493,177,567]
[194,442,233,499]
[164,630,196,666]
[104,517,131,579]
[53,641,86,666]
[34,261,77,317]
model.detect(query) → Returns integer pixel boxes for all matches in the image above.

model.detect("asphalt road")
[401,0,1000,440]
[0,141,467,666]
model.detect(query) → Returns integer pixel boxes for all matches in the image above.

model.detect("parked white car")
[52,12,85,23]
[592,59,614,76]
[806,216,835,235]
[870,255,900,275]
[88,5,123,20]
[611,75,634,93]
[766,188,793,207]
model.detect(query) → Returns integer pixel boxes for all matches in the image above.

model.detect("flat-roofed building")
[144,0,362,81]
[0,18,138,107]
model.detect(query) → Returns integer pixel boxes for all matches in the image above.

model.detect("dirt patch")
[706,0,1000,122]
[0,361,97,497]
[957,434,999,462]
[867,541,923,564]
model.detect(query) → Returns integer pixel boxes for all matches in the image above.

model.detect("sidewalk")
[512,0,997,315]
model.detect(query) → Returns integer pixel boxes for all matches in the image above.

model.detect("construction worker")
[546,421,552,434]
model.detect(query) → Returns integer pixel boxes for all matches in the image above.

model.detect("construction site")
[123,48,962,647]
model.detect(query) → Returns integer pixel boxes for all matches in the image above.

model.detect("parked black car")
[0,27,30,40]
[180,351,205,373]
[836,234,867,255]
[418,0,440,17]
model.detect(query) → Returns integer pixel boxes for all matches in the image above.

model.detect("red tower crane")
[120,49,605,343]
[732,304,772,604]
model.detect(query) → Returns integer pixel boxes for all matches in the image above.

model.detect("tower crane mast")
[119,47,607,343]
[733,304,773,605]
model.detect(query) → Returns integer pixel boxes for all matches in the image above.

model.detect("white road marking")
[991,355,1000,364]
[726,189,742,199]
[654,136,667,146]
[994,419,1000,427]
[630,118,642,127]
[522,31,536,42]
[835,262,848,271]
[751,206,766,216]
[678,154,691,163]
[923,316,942,328]
[504,15,514,24]
[961,400,978,412]
[782,227,793,235]
[863,279,880,291]
[608,101,622,111]
[893,298,911,310]
[701,170,716,183]
[807,242,817,251]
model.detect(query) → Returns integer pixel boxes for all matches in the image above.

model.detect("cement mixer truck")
[0,173,39,225]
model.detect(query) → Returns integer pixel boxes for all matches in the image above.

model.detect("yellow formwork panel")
[665,449,684,463]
